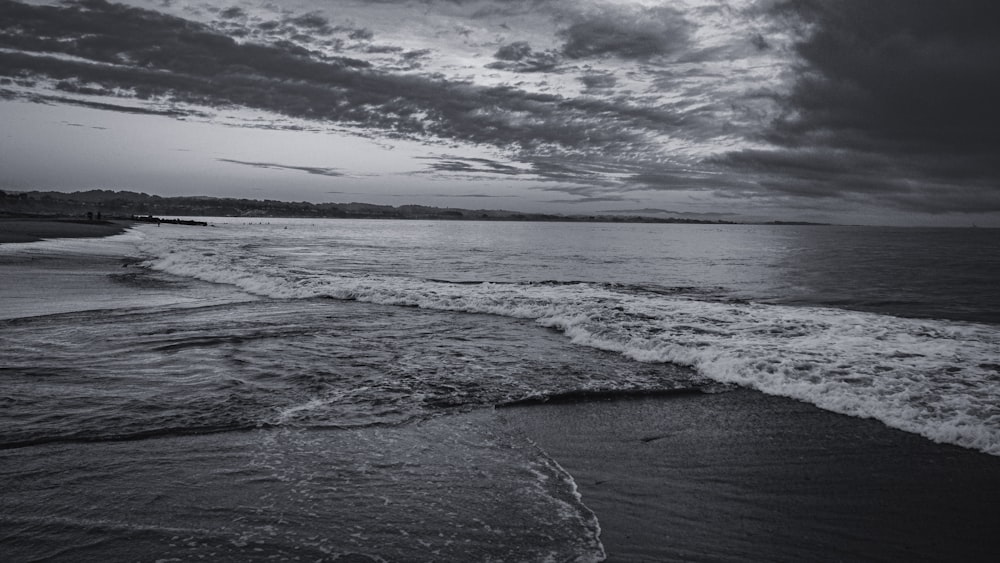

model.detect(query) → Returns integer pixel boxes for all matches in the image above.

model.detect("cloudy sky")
[2,0,999,225]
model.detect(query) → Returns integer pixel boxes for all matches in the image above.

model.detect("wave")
[137,237,1000,456]
[496,385,728,407]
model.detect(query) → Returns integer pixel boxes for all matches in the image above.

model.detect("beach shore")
[4,229,1000,561]
[0,218,132,243]
[503,389,1000,562]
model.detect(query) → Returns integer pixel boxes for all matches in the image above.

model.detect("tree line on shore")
[0,189,740,224]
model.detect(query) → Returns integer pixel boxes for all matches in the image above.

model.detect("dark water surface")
[0,298,699,449]
[1,220,999,561]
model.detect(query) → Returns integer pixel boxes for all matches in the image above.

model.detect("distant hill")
[0,189,737,224]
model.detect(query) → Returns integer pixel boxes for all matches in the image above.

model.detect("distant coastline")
[1,189,824,225]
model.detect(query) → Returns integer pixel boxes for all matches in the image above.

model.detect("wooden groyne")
[131,215,208,226]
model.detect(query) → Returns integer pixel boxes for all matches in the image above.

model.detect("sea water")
[1,219,999,560]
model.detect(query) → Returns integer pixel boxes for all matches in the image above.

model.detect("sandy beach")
[0,218,132,244]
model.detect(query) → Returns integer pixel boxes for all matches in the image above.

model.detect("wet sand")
[503,390,1000,562]
[0,218,132,243]
[0,222,248,319]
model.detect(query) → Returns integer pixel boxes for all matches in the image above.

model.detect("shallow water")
[2,219,999,560]
[0,298,699,449]
[1,411,604,562]
[126,220,1000,455]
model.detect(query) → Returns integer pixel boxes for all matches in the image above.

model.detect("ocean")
[2,219,999,561]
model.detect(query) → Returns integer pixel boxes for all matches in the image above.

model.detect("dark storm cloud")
[218,7,245,20]
[599,208,730,217]
[0,0,692,163]
[286,12,333,33]
[486,41,560,72]
[416,155,645,195]
[721,0,1000,213]
[433,193,517,198]
[530,179,633,201]
[559,6,693,60]
[348,28,375,41]
[402,49,432,61]
[749,33,770,51]
[544,195,638,204]
[217,159,346,177]
[627,168,731,193]
[716,147,1000,213]
[415,156,622,193]
[61,120,107,130]
[418,156,523,176]
[495,42,533,61]
[579,73,616,92]
[32,92,203,118]
[527,158,636,186]
[771,0,1000,153]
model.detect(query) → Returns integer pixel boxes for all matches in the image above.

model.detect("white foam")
[137,224,1000,456]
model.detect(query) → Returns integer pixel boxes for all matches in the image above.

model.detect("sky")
[1,0,999,226]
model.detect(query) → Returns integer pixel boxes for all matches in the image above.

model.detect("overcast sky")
[2,0,999,225]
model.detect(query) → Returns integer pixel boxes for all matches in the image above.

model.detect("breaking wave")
[142,234,1000,456]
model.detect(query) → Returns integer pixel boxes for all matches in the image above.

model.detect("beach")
[4,0,1000,559]
[2,219,1000,561]
[0,219,242,320]
[0,218,132,244]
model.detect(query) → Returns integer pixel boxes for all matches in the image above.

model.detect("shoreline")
[4,229,999,560]
[0,218,133,244]
[504,389,1000,562]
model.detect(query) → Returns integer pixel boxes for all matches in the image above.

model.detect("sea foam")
[138,230,1000,456]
